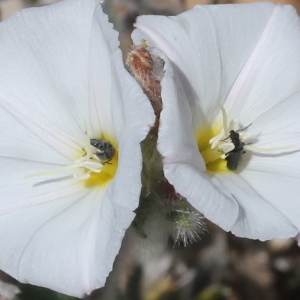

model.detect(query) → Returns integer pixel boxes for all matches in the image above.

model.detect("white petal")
[0,0,155,296]
[164,163,239,232]
[213,173,298,240]
[154,49,203,167]
[87,5,154,140]
[134,3,300,240]
[0,0,97,142]
[133,2,277,127]
[240,151,300,238]
[85,0,155,214]
[87,4,119,137]
[152,52,240,230]
[0,89,80,162]
[246,92,300,151]
[0,186,135,297]
[227,5,300,126]
[110,128,151,209]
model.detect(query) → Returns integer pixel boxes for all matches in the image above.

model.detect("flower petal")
[133,2,278,127]
[238,148,300,234]
[0,85,80,161]
[212,173,298,240]
[86,0,155,209]
[227,5,300,126]
[165,163,239,231]
[0,157,83,215]
[0,0,96,143]
[0,0,155,296]
[87,5,154,140]
[133,3,300,240]
[0,185,135,297]
[247,92,300,151]
[124,42,239,241]
[87,4,119,138]
[153,49,203,167]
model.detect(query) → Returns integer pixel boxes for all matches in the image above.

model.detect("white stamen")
[210,105,295,163]
[219,142,235,154]
[239,131,251,141]
[27,131,105,180]
[209,130,225,149]
[244,144,296,153]
[219,103,229,137]
[209,105,252,160]
[230,119,239,132]
[74,170,91,180]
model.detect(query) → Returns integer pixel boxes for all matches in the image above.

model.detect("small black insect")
[90,138,115,164]
[224,130,246,171]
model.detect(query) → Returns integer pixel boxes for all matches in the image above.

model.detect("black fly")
[90,139,115,164]
[223,124,251,171]
[217,104,251,171]
[224,130,245,171]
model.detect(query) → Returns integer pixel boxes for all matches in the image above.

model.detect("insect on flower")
[0,0,155,297]
[223,124,251,171]
[224,130,245,171]
[90,138,115,164]
[133,2,300,241]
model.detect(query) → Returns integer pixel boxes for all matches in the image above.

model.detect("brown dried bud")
[126,40,163,120]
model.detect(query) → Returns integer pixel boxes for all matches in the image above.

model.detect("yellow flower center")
[196,122,229,173]
[196,105,295,173]
[196,104,254,173]
[196,103,257,173]
[27,133,118,188]
[85,137,118,188]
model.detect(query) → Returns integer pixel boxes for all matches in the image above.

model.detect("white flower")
[0,0,154,297]
[132,3,300,241]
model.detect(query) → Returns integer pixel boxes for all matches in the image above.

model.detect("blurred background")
[1,0,300,300]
